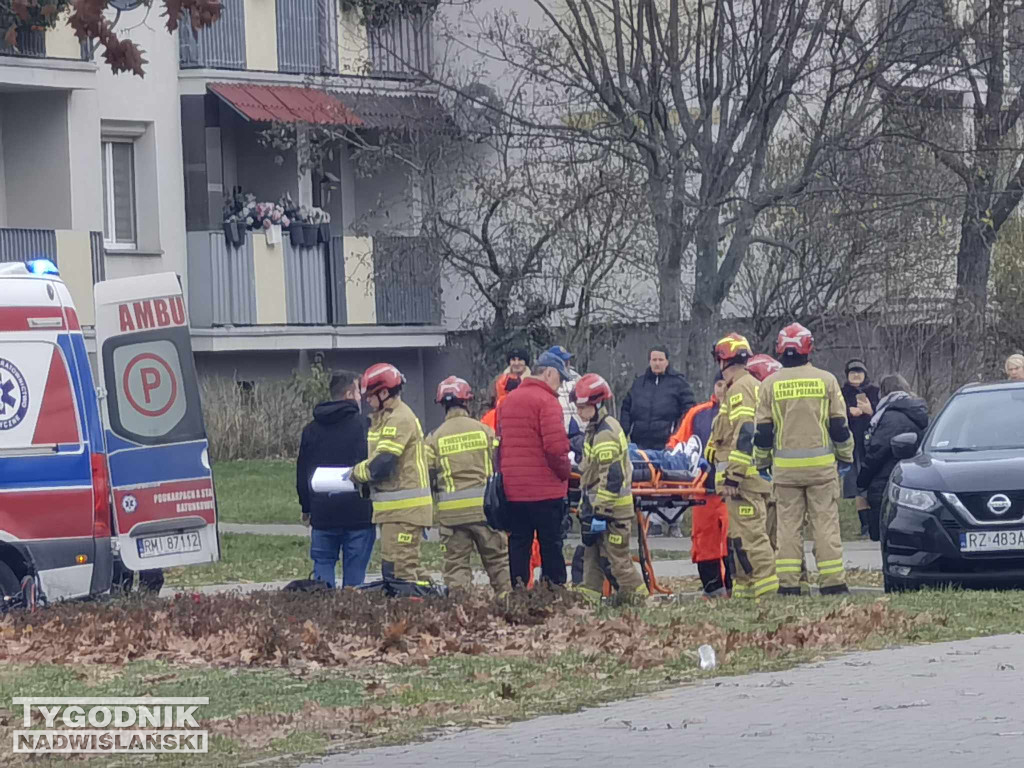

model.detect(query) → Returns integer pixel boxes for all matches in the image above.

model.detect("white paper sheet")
[311,466,356,494]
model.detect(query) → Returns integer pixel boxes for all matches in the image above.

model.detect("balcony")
[185,230,440,330]
[178,0,432,78]
[368,13,433,79]
[0,227,106,325]
[0,25,89,62]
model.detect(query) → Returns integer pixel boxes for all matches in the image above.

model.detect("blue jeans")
[310,526,376,588]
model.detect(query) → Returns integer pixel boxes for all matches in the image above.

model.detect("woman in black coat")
[841,359,880,535]
[856,374,929,542]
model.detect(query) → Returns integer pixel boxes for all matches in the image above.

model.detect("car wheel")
[0,561,21,599]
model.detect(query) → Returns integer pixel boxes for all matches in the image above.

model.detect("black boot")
[819,584,851,596]
[858,508,870,537]
[778,587,802,597]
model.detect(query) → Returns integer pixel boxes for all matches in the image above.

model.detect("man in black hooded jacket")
[856,374,929,542]
[297,371,376,587]
[620,346,696,449]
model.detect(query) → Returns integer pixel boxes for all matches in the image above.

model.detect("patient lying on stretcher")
[571,435,706,483]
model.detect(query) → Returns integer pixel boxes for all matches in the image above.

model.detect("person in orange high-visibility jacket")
[667,374,731,597]
[481,374,520,431]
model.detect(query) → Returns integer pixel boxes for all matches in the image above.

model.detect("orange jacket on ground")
[668,398,728,563]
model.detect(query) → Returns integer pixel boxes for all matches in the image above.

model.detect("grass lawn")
[213,460,300,525]
[2,587,1023,767]
[164,535,449,588]
[213,460,871,542]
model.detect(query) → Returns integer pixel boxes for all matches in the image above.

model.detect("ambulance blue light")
[27,258,59,276]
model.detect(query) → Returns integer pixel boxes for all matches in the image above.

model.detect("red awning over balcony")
[209,83,363,126]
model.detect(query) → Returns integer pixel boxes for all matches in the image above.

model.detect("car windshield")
[928,388,1024,452]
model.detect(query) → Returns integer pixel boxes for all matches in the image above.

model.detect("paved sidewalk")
[303,634,1024,768]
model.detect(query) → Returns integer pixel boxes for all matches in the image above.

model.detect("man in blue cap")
[546,345,582,433]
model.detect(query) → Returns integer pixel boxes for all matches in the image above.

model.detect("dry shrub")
[201,365,331,461]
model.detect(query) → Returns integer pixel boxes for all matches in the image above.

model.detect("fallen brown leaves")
[0,587,588,670]
[0,590,936,674]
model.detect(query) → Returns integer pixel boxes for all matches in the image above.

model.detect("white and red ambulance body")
[0,262,219,602]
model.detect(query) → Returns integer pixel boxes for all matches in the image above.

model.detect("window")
[102,140,138,250]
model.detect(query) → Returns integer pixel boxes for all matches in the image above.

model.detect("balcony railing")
[178,0,431,78]
[186,231,439,328]
[0,28,45,58]
[179,0,247,70]
[277,0,339,74]
[368,13,432,79]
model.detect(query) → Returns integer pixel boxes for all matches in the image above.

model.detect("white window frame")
[101,138,138,251]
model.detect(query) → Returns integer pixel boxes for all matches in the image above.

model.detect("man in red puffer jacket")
[497,351,572,587]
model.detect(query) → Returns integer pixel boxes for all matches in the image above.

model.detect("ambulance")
[0,260,220,605]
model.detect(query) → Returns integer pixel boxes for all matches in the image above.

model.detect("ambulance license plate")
[960,529,1024,552]
[137,531,202,559]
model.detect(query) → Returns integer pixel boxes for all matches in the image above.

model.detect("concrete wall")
[88,5,188,287]
[1,91,73,230]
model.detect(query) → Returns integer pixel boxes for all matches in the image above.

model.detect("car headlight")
[889,484,940,512]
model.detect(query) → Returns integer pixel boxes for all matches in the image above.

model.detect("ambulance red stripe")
[0,306,65,332]
[0,489,95,539]
[32,347,80,445]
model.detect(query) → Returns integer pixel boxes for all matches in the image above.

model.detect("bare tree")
[874,0,1024,384]
[419,0,913,389]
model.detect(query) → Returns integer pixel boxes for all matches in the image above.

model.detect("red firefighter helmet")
[361,363,405,397]
[747,354,782,382]
[571,373,613,406]
[776,323,814,356]
[436,375,473,404]
[712,333,753,365]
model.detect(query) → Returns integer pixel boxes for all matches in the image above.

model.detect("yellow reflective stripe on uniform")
[755,576,780,596]
[729,451,752,465]
[440,457,455,493]
[774,454,836,468]
[377,440,405,455]
[776,557,802,574]
[437,497,485,511]
[416,443,429,489]
[817,558,845,576]
[729,407,755,422]
[772,399,782,448]
[374,495,433,511]
[819,396,829,447]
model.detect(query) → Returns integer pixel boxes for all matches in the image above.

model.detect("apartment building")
[0,1,447,416]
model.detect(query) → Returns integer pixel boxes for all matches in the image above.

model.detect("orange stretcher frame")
[522,451,707,595]
[627,450,707,596]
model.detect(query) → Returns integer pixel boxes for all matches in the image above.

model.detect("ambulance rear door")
[93,273,220,570]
